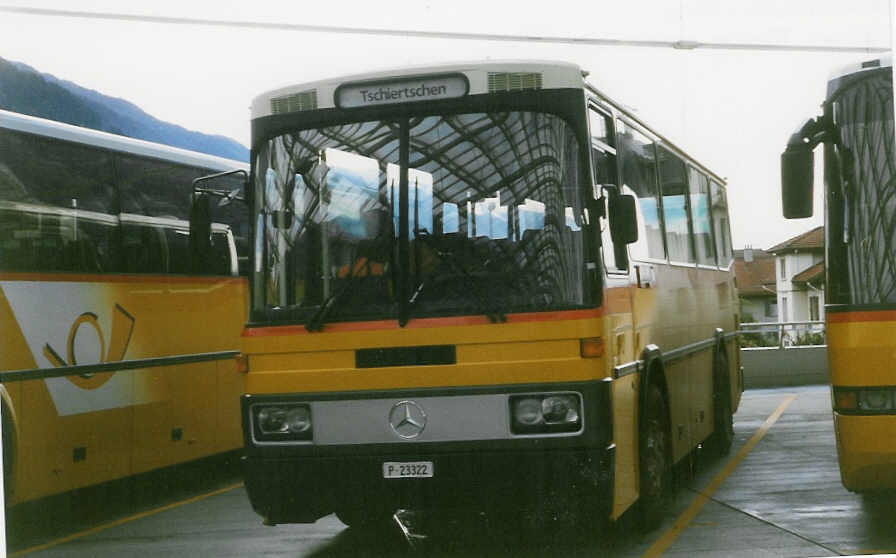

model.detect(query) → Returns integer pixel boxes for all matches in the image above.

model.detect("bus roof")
[251,59,726,187]
[251,60,585,119]
[0,108,248,172]
[826,54,893,99]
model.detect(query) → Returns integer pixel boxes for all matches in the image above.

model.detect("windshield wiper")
[305,233,393,332]
[409,230,508,323]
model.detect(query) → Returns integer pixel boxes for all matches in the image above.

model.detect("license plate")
[382,461,434,479]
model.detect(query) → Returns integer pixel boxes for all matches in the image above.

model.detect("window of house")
[809,296,820,321]
[780,258,787,280]
[782,297,789,322]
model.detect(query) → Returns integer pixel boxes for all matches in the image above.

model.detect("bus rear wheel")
[2,405,12,506]
[638,383,671,531]
[708,352,734,457]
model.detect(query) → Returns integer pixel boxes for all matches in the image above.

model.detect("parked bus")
[0,109,249,506]
[219,61,741,529]
[781,56,895,491]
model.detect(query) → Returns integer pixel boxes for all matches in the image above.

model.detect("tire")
[335,507,395,529]
[2,405,12,506]
[708,352,734,457]
[638,383,671,531]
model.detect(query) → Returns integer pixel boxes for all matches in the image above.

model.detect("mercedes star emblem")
[389,400,427,439]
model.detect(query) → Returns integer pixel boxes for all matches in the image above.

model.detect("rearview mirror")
[781,146,814,218]
[609,193,638,245]
[189,192,212,272]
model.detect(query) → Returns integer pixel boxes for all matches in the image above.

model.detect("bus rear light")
[235,353,249,374]
[580,337,604,358]
[857,390,896,411]
[833,387,896,413]
[833,390,857,411]
[510,393,582,435]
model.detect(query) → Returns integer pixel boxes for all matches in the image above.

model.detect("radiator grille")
[487,72,543,93]
[271,90,318,114]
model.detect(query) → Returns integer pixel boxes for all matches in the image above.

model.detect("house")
[734,248,777,323]
[768,226,825,322]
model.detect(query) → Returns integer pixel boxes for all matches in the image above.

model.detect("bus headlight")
[253,403,313,442]
[510,393,582,434]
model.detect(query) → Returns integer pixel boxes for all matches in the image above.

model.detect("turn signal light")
[580,337,604,358]
[235,353,249,374]
[833,390,857,411]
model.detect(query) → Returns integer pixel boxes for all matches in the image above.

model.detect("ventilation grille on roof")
[488,72,543,93]
[271,90,318,114]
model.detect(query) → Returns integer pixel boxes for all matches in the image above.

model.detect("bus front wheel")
[638,383,671,531]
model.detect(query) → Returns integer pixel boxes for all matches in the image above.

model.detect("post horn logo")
[389,400,427,439]
[43,304,135,390]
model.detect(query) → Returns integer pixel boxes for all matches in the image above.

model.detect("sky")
[0,0,892,251]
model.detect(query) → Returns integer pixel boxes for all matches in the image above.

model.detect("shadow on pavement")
[6,451,242,553]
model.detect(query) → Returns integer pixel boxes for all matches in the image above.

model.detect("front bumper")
[243,444,615,524]
[241,379,614,524]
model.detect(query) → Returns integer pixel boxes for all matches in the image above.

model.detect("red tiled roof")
[734,250,777,297]
[768,226,824,253]
[791,260,825,284]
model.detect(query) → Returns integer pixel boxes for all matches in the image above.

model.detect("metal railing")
[0,350,239,383]
[739,320,826,349]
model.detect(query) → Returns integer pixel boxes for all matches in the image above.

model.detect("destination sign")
[336,74,468,109]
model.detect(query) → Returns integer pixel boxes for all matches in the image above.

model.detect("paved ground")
[8,385,896,557]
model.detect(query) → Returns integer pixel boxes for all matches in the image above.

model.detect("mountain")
[0,57,248,161]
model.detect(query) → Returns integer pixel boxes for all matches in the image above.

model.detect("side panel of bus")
[607,114,738,471]
[1,275,247,504]
[0,124,249,505]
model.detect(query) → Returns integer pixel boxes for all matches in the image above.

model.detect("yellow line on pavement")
[641,394,797,558]
[11,482,243,557]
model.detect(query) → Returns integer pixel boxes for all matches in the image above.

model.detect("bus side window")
[122,222,168,274]
[616,119,664,260]
[165,228,192,274]
[688,167,716,266]
[0,128,119,274]
[210,231,234,276]
[117,155,196,221]
[658,146,695,264]
[589,106,627,273]
[710,180,733,267]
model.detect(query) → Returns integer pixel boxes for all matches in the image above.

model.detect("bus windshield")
[254,111,588,325]
[827,70,896,306]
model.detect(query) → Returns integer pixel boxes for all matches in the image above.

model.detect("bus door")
[590,105,637,516]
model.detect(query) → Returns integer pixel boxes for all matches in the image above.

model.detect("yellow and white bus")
[225,61,741,529]
[0,109,249,506]
[781,56,896,491]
